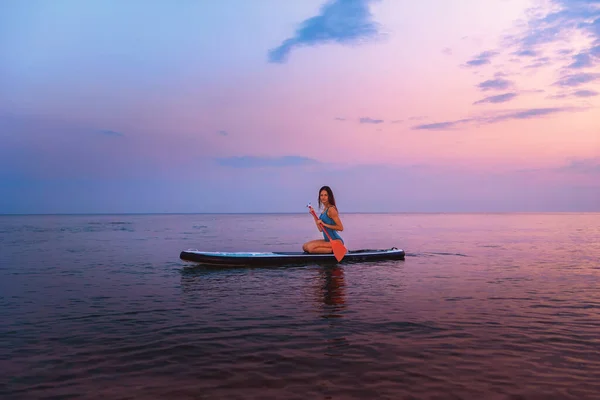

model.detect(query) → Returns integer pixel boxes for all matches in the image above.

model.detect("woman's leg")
[303,239,333,254]
[303,239,317,252]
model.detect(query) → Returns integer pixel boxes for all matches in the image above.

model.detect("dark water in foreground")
[1,212,599,399]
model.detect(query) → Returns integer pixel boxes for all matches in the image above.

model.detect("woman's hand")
[315,218,324,232]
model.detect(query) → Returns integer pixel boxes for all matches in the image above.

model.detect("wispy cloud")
[477,78,514,91]
[505,0,600,69]
[412,119,474,131]
[556,157,600,175]
[359,117,383,124]
[473,92,518,105]
[573,89,599,97]
[334,117,346,121]
[547,93,568,99]
[567,52,594,69]
[98,130,124,137]
[412,107,579,130]
[525,56,552,69]
[465,50,499,66]
[554,72,600,87]
[512,49,538,57]
[486,107,573,122]
[215,155,319,168]
[268,0,381,63]
[217,130,228,136]
[462,0,600,102]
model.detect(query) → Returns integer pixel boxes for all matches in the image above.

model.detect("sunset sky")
[1,0,599,213]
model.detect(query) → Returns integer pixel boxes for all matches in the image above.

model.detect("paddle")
[307,204,348,262]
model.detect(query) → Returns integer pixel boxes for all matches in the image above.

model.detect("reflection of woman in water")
[319,266,346,318]
[318,266,349,357]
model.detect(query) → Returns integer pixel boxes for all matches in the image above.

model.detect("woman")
[303,185,344,254]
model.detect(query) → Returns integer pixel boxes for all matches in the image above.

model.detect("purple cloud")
[513,0,600,68]
[412,107,577,130]
[477,78,513,91]
[567,52,594,68]
[573,89,599,97]
[465,50,499,66]
[513,49,538,57]
[463,0,600,99]
[268,0,381,63]
[486,107,572,123]
[525,56,552,68]
[412,119,474,130]
[554,72,600,87]
[473,93,518,105]
[359,117,384,124]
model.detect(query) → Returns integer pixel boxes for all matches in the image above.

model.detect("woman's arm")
[310,207,323,232]
[320,207,344,231]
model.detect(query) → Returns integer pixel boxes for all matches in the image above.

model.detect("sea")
[1,212,599,400]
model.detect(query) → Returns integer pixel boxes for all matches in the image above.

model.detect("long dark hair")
[318,185,337,210]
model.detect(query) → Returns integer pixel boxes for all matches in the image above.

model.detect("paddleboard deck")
[179,247,405,266]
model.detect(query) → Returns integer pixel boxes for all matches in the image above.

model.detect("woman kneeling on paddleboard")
[303,186,345,254]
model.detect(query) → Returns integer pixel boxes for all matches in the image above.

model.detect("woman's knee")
[304,240,320,253]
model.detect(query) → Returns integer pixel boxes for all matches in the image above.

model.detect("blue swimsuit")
[320,207,344,244]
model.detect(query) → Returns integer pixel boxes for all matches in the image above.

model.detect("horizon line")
[1,211,599,216]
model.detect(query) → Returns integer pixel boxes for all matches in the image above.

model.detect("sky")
[1,0,599,213]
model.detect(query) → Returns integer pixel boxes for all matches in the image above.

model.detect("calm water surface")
[1,213,599,399]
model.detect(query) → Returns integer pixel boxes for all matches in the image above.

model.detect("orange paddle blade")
[331,239,347,262]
